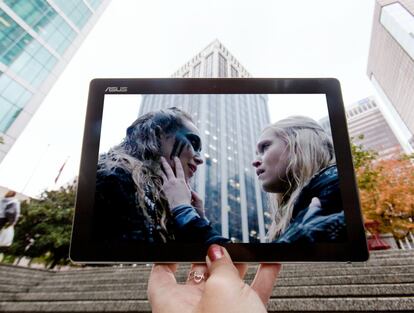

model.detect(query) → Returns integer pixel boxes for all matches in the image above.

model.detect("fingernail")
[208,245,224,262]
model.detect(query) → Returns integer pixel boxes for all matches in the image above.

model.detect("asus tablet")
[70,78,368,263]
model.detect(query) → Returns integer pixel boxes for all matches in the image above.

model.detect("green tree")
[6,184,76,268]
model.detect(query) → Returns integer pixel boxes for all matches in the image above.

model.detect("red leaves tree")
[353,140,414,238]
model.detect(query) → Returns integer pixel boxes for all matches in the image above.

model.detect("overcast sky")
[0,0,377,197]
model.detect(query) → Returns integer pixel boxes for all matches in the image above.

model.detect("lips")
[256,169,265,177]
[188,164,197,175]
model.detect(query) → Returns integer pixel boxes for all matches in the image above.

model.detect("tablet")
[70,78,369,263]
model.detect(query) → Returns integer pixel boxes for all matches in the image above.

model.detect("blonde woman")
[252,116,346,243]
[95,107,226,244]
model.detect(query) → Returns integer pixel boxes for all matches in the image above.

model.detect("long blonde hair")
[265,116,335,241]
[98,107,193,242]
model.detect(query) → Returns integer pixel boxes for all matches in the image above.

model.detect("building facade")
[0,0,111,162]
[320,97,404,159]
[139,40,271,242]
[367,0,414,154]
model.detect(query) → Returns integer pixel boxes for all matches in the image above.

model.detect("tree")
[6,184,76,268]
[351,136,379,192]
[358,158,414,238]
[351,138,414,238]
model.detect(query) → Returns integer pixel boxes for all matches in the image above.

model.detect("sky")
[0,0,378,197]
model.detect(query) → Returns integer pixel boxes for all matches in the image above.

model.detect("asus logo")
[105,86,128,92]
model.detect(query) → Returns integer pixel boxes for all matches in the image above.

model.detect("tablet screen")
[98,93,342,243]
[70,78,368,262]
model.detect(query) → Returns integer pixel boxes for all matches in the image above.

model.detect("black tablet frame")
[70,78,369,263]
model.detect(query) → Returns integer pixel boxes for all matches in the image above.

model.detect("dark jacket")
[160,165,345,244]
[274,164,346,243]
[93,165,226,244]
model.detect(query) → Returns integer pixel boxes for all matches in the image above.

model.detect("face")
[252,128,290,193]
[160,119,203,182]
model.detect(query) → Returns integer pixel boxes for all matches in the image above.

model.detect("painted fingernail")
[208,245,224,262]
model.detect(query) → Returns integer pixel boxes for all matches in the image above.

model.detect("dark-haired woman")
[94,107,226,244]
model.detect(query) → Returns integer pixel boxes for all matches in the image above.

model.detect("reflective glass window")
[0,10,28,66]
[0,96,22,132]
[0,72,32,114]
[0,97,13,123]
[53,0,92,29]
[0,72,13,93]
[16,90,32,108]
[7,37,57,87]
[87,0,102,10]
[5,0,77,55]
[1,79,25,103]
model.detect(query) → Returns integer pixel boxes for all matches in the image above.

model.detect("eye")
[259,142,270,153]
[186,134,202,152]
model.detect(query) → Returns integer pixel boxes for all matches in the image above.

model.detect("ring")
[187,270,208,283]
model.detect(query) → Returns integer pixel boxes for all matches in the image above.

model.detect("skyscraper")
[367,0,414,154]
[320,97,404,160]
[139,40,271,242]
[0,0,111,162]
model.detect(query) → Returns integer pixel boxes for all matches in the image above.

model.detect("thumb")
[191,190,202,203]
[191,190,199,198]
[205,245,240,282]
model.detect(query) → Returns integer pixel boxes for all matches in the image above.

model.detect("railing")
[398,231,414,250]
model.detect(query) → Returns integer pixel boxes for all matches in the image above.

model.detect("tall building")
[0,0,111,162]
[139,40,271,242]
[171,40,252,78]
[320,97,404,159]
[366,0,414,154]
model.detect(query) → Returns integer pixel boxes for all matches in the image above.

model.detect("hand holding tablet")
[148,245,281,313]
[70,78,368,263]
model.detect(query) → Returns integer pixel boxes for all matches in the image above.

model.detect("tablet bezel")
[70,78,369,263]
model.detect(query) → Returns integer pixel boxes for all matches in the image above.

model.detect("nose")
[194,153,204,165]
[252,158,261,168]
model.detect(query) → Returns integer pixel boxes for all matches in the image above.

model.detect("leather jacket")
[274,164,346,243]
[93,165,226,244]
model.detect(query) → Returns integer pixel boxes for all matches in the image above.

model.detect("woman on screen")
[252,116,346,243]
[94,107,226,244]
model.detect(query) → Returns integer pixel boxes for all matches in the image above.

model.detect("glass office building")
[139,40,271,242]
[0,0,111,162]
[367,0,414,154]
[320,97,404,160]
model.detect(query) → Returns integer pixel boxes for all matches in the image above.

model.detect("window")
[218,53,227,77]
[381,2,414,59]
[87,0,103,10]
[0,96,24,133]
[231,65,238,77]
[53,0,92,29]
[0,10,28,66]
[5,0,77,55]
[193,62,201,77]
[205,52,213,77]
